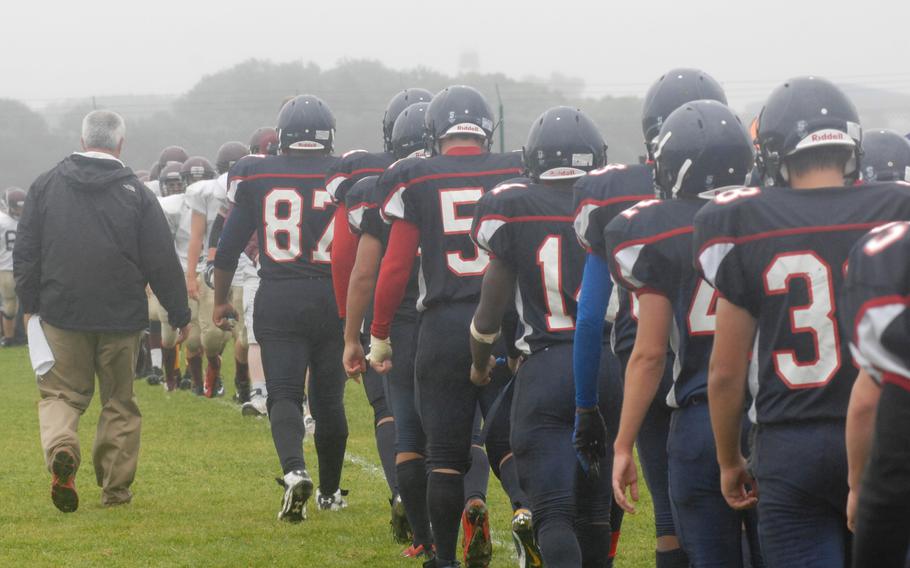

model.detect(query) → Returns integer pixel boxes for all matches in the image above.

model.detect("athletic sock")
[251,381,267,396]
[150,348,162,369]
[188,355,203,391]
[577,521,611,568]
[495,455,528,510]
[463,445,489,502]
[375,420,398,495]
[427,471,465,565]
[162,347,178,388]
[656,548,690,568]
[314,429,347,496]
[268,398,306,473]
[396,458,432,548]
[235,361,249,385]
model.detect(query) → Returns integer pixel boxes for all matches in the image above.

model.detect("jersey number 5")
[440,188,489,276]
[763,252,841,388]
[263,188,334,264]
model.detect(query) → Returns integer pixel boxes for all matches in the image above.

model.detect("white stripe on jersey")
[573,203,598,249]
[474,219,506,253]
[748,332,760,424]
[854,303,910,384]
[614,244,646,289]
[698,242,735,287]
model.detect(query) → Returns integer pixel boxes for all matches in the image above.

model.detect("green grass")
[0,345,656,567]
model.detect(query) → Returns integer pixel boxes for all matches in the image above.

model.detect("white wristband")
[470,320,500,344]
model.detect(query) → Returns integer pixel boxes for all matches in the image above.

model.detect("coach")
[14,110,190,512]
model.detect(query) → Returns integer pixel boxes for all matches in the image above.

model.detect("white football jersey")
[146,179,162,197]
[0,211,17,271]
[185,175,229,245]
[157,194,198,272]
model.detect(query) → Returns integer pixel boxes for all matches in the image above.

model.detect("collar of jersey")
[443,146,484,156]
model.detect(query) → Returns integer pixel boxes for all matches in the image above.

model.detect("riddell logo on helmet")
[793,128,856,152]
[811,131,846,142]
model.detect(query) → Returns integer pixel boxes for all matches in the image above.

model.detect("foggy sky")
[3,0,909,109]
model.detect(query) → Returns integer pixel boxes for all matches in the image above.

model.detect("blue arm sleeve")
[213,205,256,273]
[574,253,613,408]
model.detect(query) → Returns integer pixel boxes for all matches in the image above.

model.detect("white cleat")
[316,488,348,511]
[242,389,268,417]
[276,469,314,523]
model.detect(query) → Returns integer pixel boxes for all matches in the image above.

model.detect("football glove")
[366,335,393,364]
[573,407,607,480]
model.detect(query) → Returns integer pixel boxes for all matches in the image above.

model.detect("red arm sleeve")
[331,204,359,318]
[370,219,420,339]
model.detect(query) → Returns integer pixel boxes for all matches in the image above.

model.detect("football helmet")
[276,95,336,153]
[522,106,607,182]
[181,156,216,185]
[248,127,279,155]
[652,100,754,200]
[149,161,162,181]
[861,129,910,182]
[755,76,861,186]
[159,161,186,196]
[0,187,27,219]
[383,88,433,153]
[390,102,430,159]
[215,142,250,174]
[157,145,189,167]
[425,85,496,154]
[642,69,727,158]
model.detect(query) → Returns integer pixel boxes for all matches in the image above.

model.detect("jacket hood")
[60,154,135,191]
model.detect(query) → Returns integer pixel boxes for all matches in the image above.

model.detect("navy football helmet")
[522,106,607,182]
[391,102,431,160]
[861,129,910,182]
[0,187,26,220]
[157,145,189,167]
[425,85,496,154]
[383,88,433,153]
[215,141,250,174]
[248,127,279,155]
[180,156,216,185]
[755,76,861,186]
[653,100,753,199]
[159,161,185,196]
[276,95,336,153]
[642,69,727,158]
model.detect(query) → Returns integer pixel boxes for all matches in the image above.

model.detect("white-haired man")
[14,110,190,512]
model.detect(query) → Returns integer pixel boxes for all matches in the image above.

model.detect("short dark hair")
[785,146,853,179]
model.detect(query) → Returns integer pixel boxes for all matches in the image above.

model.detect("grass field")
[0,344,656,567]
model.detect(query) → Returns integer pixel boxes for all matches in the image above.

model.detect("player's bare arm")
[708,297,758,510]
[342,233,383,380]
[613,292,672,514]
[468,257,515,386]
[185,210,207,300]
[845,370,882,532]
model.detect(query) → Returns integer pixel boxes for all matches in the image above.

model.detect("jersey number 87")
[263,188,334,264]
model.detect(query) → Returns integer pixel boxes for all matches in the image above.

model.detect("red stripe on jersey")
[573,194,652,217]
[327,168,386,185]
[852,293,910,345]
[611,226,694,259]
[471,213,574,241]
[882,371,910,392]
[697,222,886,258]
[234,173,327,182]
[382,168,523,212]
[634,287,668,298]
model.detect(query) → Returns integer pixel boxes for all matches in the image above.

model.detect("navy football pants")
[510,342,622,568]
[387,315,424,454]
[668,402,762,567]
[753,420,850,568]
[254,278,348,494]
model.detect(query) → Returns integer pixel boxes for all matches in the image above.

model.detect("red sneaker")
[401,544,426,558]
[50,449,78,513]
[462,498,492,567]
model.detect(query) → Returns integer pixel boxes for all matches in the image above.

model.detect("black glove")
[203,261,216,290]
[573,407,607,480]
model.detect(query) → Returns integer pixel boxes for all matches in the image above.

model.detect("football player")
[365,85,530,568]
[185,146,252,400]
[470,106,612,567]
[248,127,278,156]
[0,187,25,346]
[147,145,190,197]
[606,100,762,566]
[213,95,347,520]
[572,68,726,568]
[694,76,910,567]
[860,129,910,182]
[841,222,910,566]
[326,88,431,542]
[156,161,204,391]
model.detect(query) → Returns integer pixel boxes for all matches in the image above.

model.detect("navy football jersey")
[325,150,394,205]
[573,163,656,356]
[842,221,910,386]
[694,182,910,424]
[605,198,716,407]
[473,180,583,354]
[379,151,523,309]
[227,153,339,279]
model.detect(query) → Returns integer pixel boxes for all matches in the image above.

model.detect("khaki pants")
[0,270,17,318]
[38,322,143,505]
[197,280,247,355]
[147,291,161,323]
[157,291,200,351]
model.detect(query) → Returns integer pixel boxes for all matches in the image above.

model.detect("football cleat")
[276,469,314,523]
[50,448,79,513]
[178,375,192,391]
[401,544,430,558]
[242,389,268,417]
[146,367,164,386]
[214,377,225,397]
[462,498,492,567]
[511,509,543,568]
[390,494,412,544]
[316,488,349,511]
[302,400,315,435]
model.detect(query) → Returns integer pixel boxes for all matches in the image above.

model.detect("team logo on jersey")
[122,184,136,193]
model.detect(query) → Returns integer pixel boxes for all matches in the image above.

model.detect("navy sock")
[396,458,432,548]
[463,445,489,502]
[656,547,690,568]
[495,455,528,510]
[375,420,398,495]
[268,398,306,474]
[427,471,464,565]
